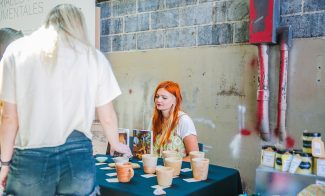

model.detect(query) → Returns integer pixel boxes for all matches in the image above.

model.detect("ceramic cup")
[192,158,209,180]
[95,156,108,163]
[164,157,182,176]
[162,150,179,159]
[112,156,129,164]
[142,154,158,174]
[116,162,134,183]
[156,166,174,187]
[162,150,179,165]
[189,151,205,168]
[189,151,205,160]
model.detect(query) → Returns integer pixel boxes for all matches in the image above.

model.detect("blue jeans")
[5,131,96,196]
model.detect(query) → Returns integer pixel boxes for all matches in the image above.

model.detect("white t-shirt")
[0,34,121,149]
[176,111,197,139]
[149,111,197,139]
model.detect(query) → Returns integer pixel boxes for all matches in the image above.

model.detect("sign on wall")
[0,0,95,46]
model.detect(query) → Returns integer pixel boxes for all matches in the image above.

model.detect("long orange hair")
[152,81,182,148]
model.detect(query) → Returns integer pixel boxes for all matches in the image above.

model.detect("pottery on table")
[116,162,134,183]
[142,154,158,174]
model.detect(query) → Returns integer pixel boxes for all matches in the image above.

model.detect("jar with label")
[289,153,302,174]
[275,149,287,171]
[302,132,321,153]
[261,145,276,168]
[296,153,312,175]
[282,151,293,172]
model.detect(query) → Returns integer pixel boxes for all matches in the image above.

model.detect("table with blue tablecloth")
[95,155,243,196]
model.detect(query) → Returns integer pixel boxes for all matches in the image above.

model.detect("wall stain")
[217,85,245,97]
[249,57,258,69]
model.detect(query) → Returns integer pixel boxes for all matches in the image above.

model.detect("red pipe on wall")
[275,28,291,142]
[257,44,270,141]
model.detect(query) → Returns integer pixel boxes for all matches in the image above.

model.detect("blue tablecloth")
[95,155,242,196]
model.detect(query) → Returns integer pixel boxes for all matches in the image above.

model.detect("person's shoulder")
[178,111,193,122]
[95,49,110,63]
[5,36,27,53]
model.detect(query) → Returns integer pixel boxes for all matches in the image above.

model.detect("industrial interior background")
[93,0,325,193]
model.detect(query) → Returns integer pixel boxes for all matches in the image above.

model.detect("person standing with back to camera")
[151,81,199,162]
[0,28,23,156]
[0,4,131,196]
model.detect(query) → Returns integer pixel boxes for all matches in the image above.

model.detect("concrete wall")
[96,0,325,193]
[105,39,325,193]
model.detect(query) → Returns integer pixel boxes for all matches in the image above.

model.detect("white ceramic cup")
[189,151,205,168]
[164,157,182,176]
[156,166,174,187]
[142,154,158,174]
[192,157,209,180]
[162,150,179,159]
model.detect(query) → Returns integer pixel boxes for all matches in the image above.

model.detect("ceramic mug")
[156,166,174,187]
[142,154,158,174]
[192,158,209,180]
[164,157,182,176]
[116,162,134,183]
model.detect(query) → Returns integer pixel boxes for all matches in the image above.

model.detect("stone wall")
[97,0,325,53]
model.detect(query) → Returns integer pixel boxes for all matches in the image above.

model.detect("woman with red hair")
[151,81,199,161]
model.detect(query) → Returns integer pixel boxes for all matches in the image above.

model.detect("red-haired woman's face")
[155,88,176,112]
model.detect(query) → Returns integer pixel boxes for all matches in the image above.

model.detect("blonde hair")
[37,4,92,65]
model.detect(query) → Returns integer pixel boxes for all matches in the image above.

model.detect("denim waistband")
[66,130,89,142]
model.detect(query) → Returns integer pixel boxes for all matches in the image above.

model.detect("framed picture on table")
[106,128,130,156]
[132,129,153,159]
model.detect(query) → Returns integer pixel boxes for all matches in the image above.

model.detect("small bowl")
[96,156,108,163]
[112,156,129,164]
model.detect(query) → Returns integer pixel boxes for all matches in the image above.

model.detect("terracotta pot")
[116,162,134,183]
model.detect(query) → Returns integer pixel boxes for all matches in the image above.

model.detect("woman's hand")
[110,142,132,158]
[0,166,10,190]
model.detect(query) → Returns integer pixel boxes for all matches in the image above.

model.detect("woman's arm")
[0,102,19,188]
[96,102,132,157]
[183,134,199,162]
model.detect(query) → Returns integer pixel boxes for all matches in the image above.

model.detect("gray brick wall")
[98,0,325,53]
